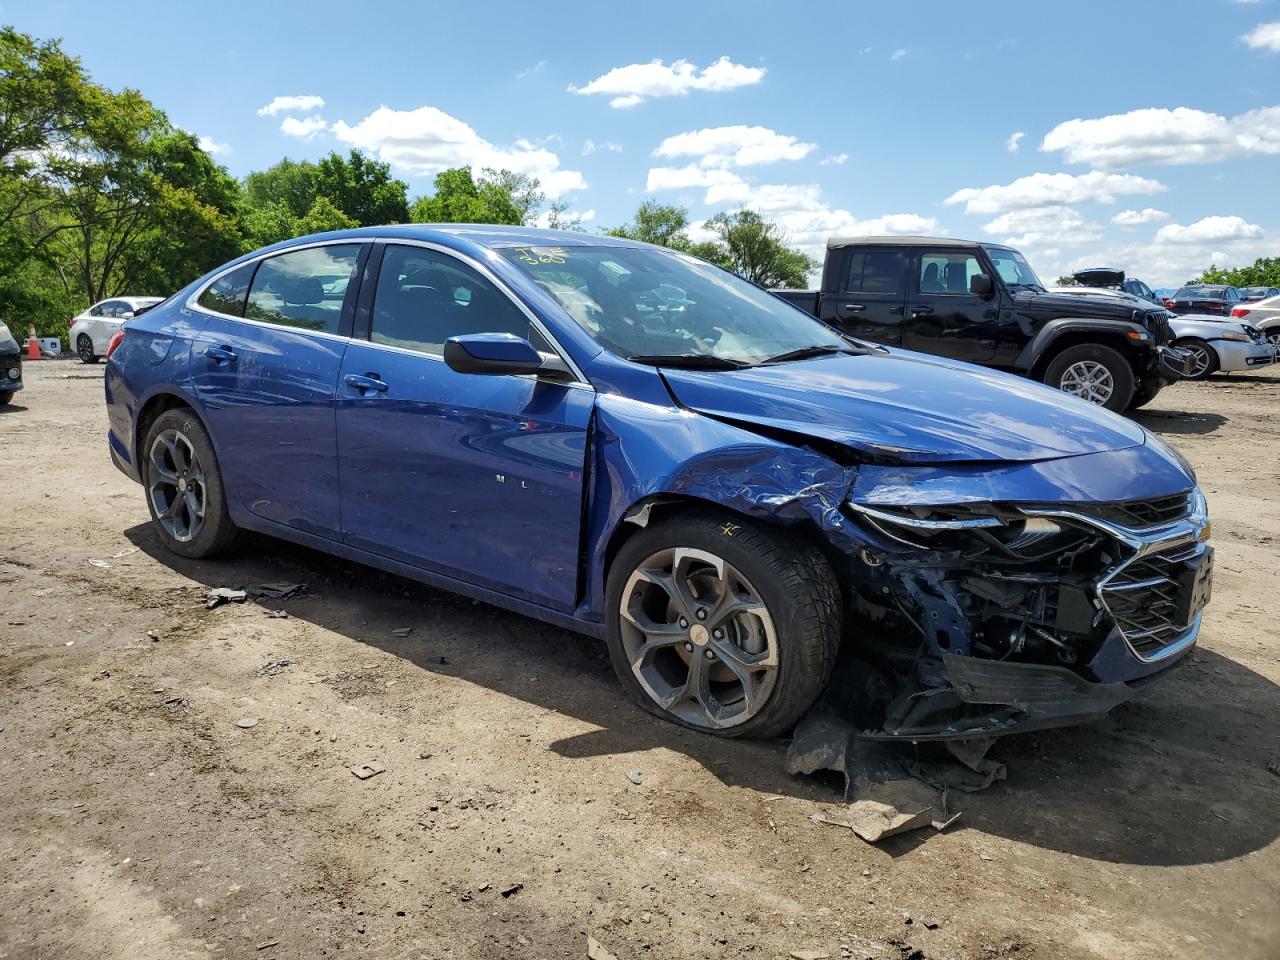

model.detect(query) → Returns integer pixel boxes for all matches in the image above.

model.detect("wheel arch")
[1016,318,1149,379]
[133,388,203,468]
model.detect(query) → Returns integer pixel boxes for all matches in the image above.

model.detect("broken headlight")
[847,502,1097,561]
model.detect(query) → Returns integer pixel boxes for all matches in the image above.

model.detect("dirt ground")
[1,359,1277,960]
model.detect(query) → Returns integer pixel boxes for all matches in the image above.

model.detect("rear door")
[902,248,1000,363]
[189,241,366,541]
[335,241,592,610]
[819,247,909,346]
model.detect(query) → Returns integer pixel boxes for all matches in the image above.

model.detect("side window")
[370,245,547,357]
[89,302,105,317]
[245,244,362,334]
[843,250,907,295]
[917,252,987,295]
[198,262,257,317]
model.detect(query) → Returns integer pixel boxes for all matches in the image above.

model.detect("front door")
[336,242,592,611]
[903,249,1000,363]
[819,247,909,346]
[189,242,365,541]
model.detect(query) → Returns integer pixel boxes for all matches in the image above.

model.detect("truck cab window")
[844,251,907,295]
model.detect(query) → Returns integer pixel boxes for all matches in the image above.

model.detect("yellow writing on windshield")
[514,246,568,266]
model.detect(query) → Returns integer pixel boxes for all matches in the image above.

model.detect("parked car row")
[101,225,1216,744]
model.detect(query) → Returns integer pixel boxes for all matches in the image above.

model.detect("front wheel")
[0,390,13,406]
[1127,380,1162,411]
[604,511,841,738]
[1043,344,1136,412]
[77,334,99,364]
[1174,338,1219,381]
[141,408,239,558]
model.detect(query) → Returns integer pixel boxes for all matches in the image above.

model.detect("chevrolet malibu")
[105,227,1213,740]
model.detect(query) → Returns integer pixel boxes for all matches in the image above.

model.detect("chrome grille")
[1101,544,1200,657]
[1048,491,1191,530]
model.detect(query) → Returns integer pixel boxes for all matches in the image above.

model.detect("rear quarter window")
[197,262,258,317]
[843,250,907,295]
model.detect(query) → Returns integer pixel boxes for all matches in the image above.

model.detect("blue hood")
[660,350,1148,464]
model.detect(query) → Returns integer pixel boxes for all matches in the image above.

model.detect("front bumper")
[1,354,22,394]
[1156,344,1192,381]
[1212,338,1278,372]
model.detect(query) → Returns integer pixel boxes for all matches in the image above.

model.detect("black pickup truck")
[777,236,1188,411]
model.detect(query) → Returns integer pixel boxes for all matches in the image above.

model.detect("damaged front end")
[824,487,1213,740]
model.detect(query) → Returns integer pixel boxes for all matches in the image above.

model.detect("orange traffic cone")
[26,324,42,360]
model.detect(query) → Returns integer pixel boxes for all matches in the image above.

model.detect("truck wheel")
[1043,344,1135,412]
[0,390,13,406]
[1127,380,1162,411]
[1173,338,1219,381]
[77,334,99,364]
[142,408,239,559]
[604,510,841,739]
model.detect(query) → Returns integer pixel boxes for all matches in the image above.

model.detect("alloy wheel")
[1183,343,1213,378]
[1268,330,1280,348]
[618,547,779,730]
[1059,360,1115,405]
[77,336,93,363]
[148,429,206,542]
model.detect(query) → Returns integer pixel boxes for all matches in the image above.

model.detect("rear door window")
[245,244,363,334]
[198,262,258,317]
[843,250,908,295]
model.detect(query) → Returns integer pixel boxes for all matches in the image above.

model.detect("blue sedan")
[105,226,1212,740]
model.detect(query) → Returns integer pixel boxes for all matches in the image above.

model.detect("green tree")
[313,150,408,225]
[704,210,814,288]
[243,157,317,220]
[608,201,693,248]
[1196,257,1280,288]
[296,195,358,235]
[409,167,546,225]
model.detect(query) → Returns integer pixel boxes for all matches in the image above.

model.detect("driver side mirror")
[120,311,135,321]
[969,274,995,299]
[443,333,551,377]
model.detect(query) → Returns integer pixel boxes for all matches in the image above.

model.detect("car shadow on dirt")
[125,523,1280,869]
[1131,409,1228,435]
[0,402,30,414]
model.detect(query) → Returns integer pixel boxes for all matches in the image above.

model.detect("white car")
[1230,293,1280,346]
[68,296,163,363]
[1170,314,1278,380]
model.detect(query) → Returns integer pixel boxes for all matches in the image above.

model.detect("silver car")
[1170,314,1277,379]
[1230,293,1280,347]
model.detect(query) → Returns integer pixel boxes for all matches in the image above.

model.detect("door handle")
[344,373,388,393]
[910,306,934,317]
[204,346,237,365]
[841,303,866,314]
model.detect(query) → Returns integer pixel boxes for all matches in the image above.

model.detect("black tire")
[1174,337,1219,381]
[1127,380,1162,411]
[141,408,239,558]
[1043,343,1136,412]
[77,334,99,364]
[604,510,841,739]
[0,390,13,406]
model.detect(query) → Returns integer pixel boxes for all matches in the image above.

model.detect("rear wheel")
[142,408,239,558]
[604,511,841,738]
[1043,344,1135,412]
[77,334,99,364]
[1174,338,1219,381]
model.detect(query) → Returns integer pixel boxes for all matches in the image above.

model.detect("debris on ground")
[86,558,111,569]
[1267,759,1280,778]
[351,762,385,780]
[206,587,248,609]
[391,627,413,637]
[626,770,643,786]
[236,717,259,729]
[811,777,960,844]
[257,659,296,677]
[587,935,619,960]
[263,609,289,619]
[425,656,449,666]
[789,950,832,960]
[255,940,279,951]
[249,582,306,600]
[500,882,522,897]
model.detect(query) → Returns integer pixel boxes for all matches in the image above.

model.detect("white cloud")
[649,170,939,263]
[945,171,1166,215]
[889,49,908,61]
[569,57,764,108]
[981,206,1103,248]
[197,136,230,156]
[1040,105,1280,168]
[1059,230,1276,288]
[257,95,325,117]
[1007,131,1025,153]
[1153,215,1263,244]
[1111,207,1169,227]
[280,115,328,140]
[653,125,816,168]
[332,105,586,198]
[1243,21,1280,52]
[582,139,623,155]
[517,60,548,79]
[819,153,849,165]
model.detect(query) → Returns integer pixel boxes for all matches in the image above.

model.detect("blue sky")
[12,0,1280,285]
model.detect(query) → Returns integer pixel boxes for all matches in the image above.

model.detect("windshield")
[1174,286,1225,299]
[982,245,1044,289]
[498,244,847,365]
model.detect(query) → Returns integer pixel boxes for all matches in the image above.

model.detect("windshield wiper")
[628,354,753,370]
[759,344,853,365]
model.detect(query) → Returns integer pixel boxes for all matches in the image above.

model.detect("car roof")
[827,235,984,249]
[265,224,648,253]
